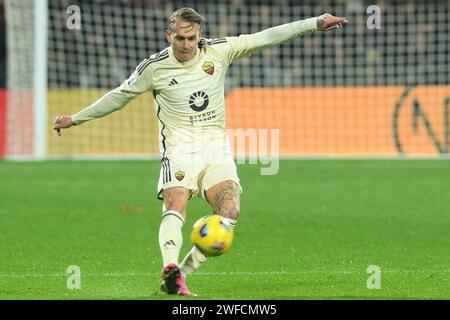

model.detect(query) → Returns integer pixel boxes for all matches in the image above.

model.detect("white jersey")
[71,18,318,159]
[136,37,253,158]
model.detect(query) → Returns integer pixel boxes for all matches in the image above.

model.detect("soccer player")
[53,7,347,296]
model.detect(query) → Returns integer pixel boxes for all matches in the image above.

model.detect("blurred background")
[0,0,449,158]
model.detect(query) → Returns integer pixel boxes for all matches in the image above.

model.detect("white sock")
[180,246,208,277]
[159,210,184,266]
[180,217,237,277]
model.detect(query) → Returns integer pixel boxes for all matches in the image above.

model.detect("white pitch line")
[1,270,450,278]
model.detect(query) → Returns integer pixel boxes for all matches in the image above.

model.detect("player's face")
[166,20,201,63]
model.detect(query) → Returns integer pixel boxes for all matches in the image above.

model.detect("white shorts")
[157,154,242,200]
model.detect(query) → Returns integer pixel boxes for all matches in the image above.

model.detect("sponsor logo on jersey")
[189,91,209,112]
[202,61,215,75]
[175,171,185,181]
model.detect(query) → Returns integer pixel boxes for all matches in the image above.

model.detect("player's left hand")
[317,13,348,31]
[53,115,74,136]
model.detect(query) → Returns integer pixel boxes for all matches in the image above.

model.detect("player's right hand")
[317,13,348,31]
[53,115,74,136]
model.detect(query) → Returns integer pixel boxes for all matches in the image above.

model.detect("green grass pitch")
[1,159,449,299]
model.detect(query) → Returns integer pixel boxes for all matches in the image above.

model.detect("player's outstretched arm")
[225,13,348,63]
[51,87,136,137]
[250,13,348,44]
[52,62,154,136]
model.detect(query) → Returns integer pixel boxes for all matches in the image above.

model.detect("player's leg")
[157,155,201,296]
[180,161,241,279]
[205,179,240,223]
[159,186,194,295]
[159,186,190,267]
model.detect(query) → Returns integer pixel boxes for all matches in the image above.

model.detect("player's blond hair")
[167,7,206,32]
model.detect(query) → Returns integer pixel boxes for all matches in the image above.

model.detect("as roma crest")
[202,61,215,75]
[175,171,185,181]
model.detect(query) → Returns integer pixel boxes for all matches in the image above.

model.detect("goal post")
[33,0,48,159]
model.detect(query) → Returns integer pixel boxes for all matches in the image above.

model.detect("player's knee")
[228,206,240,221]
[219,205,239,221]
[162,188,190,216]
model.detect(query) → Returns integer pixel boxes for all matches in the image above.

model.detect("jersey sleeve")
[71,62,153,125]
[222,17,318,65]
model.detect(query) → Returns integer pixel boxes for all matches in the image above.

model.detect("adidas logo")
[169,78,179,86]
[164,240,176,247]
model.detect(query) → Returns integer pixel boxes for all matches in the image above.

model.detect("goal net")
[4,0,450,159]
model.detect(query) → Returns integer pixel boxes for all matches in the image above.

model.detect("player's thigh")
[205,180,241,220]
[161,187,191,217]
[157,158,202,195]
[199,160,241,198]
